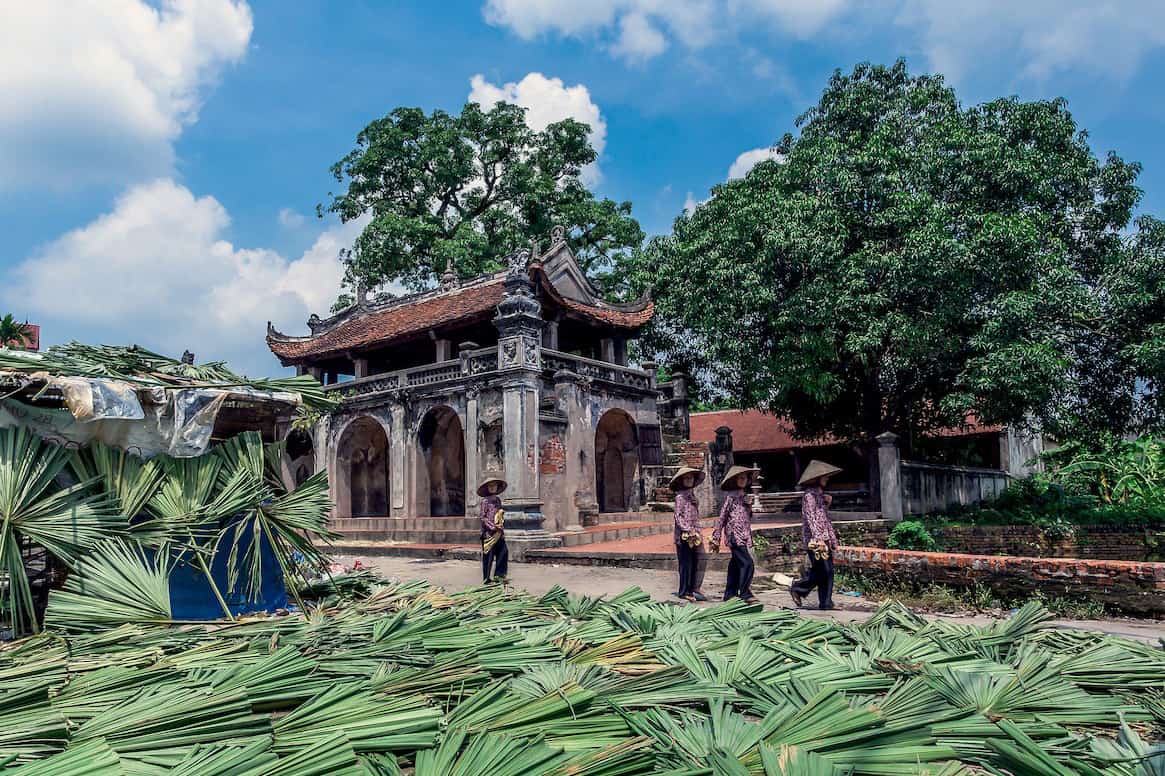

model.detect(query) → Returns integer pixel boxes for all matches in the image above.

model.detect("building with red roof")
[267,230,685,544]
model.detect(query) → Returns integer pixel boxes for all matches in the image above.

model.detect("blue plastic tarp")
[159,527,288,620]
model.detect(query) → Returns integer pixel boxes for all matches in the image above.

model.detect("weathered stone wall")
[931,524,1164,562]
[833,546,1165,617]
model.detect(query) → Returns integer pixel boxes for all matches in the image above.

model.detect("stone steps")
[556,520,673,548]
[330,516,479,532]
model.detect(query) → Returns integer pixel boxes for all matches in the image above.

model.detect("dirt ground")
[335,554,1165,645]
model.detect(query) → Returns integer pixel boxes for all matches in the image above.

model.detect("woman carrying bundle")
[670,466,708,603]
[712,465,760,604]
[789,460,841,610]
[478,476,509,584]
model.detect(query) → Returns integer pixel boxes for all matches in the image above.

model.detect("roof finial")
[355,280,367,306]
[181,350,195,365]
[440,257,459,290]
[550,224,566,245]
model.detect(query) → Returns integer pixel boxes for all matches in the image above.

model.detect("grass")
[834,570,1110,620]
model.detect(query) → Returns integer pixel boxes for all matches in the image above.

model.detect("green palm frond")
[0,426,120,634]
[43,538,172,631]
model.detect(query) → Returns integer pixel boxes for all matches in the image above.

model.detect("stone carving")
[506,248,531,276]
[501,340,519,367]
[551,224,566,244]
[523,335,539,367]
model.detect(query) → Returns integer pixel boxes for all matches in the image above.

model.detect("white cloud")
[611,13,669,60]
[682,191,701,214]
[727,147,783,179]
[0,0,252,190]
[482,0,849,62]
[484,0,1165,85]
[2,180,358,377]
[278,208,307,229]
[894,1,1165,84]
[468,72,607,184]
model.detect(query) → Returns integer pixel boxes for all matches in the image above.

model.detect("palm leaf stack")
[0,576,1161,774]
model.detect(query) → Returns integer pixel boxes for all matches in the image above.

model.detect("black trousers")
[790,551,834,608]
[482,537,509,582]
[675,541,699,596]
[694,544,708,592]
[723,543,755,601]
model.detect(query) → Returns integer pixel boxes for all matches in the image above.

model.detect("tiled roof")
[267,279,507,362]
[689,409,1003,453]
[266,269,654,363]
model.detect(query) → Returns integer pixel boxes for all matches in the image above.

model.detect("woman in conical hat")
[478,476,509,584]
[789,460,842,610]
[711,465,761,604]
[669,466,707,603]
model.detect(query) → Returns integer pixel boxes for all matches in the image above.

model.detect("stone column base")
[504,529,562,560]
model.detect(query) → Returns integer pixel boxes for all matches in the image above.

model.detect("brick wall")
[674,441,708,469]
[835,546,1165,617]
[931,524,1163,562]
[539,435,566,475]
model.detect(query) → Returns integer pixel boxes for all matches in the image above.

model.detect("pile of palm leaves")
[0,342,337,412]
[1,426,336,636]
[2,577,1162,775]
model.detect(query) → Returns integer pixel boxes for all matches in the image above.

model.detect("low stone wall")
[900,460,1008,514]
[931,524,1163,562]
[834,546,1165,617]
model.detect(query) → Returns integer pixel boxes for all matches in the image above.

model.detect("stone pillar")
[670,369,691,440]
[458,341,479,375]
[464,386,480,514]
[600,338,615,364]
[434,338,452,362]
[389,404,407,516]
[543,319,559,350]
[353,358,369,379]
[997,430,1011,474]
[877,431,904,522]
[493,250,549,541]
[641,360,657,390]
[308,366,322,382]
[710,425,734,512]
[554,369,591,531]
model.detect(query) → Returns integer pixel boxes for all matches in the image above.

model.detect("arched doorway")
[595,409,639,513]
[417,406,466,517]
[336,417,389,517]
[284,429,315,487]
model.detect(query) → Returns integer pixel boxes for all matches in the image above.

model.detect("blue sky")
[4,1,1165,377]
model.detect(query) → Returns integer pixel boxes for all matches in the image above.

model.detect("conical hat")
[720,464,759,491]
[476,477,509,497]
[797,460,842,487]
[668,466,706,491]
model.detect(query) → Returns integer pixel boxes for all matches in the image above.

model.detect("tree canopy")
[0,314,32,349]
[633,61,1164,452]
[323,101,643,300]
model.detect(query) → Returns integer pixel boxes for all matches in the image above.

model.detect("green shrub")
[886,520,938,551]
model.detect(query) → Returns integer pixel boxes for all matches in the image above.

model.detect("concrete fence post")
[876,431,904,522]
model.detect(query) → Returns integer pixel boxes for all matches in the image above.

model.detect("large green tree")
[634,61,1162,486]
[323,101,643,297]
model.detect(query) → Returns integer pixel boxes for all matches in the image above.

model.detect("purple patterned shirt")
[713,492,753,548]
[801,486,838,550]
[480,495,503,538]
[673,488,701,543]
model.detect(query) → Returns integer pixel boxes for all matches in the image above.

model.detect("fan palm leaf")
[43,538,171,631]
[0,426,119,634]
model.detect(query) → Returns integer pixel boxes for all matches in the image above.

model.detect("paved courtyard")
[335,554,1165,644]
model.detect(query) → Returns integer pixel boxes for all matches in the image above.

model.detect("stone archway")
[285,429,315,488]
[595,409,639,513]
[417,406,466,517]
[335,417,389,518]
